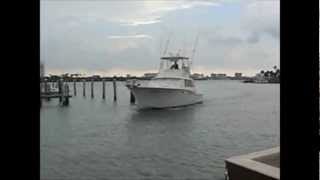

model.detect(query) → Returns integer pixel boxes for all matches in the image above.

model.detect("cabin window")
[184,80,194,87]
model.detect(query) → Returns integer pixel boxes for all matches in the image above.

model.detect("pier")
[40,80,71,107]
[40,79,135,107]
[225,147,279,180]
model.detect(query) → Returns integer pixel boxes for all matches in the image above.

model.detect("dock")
[40,80,72,107]
[41,93,72,99]
[225,147,279,180]
[40,78,135,107]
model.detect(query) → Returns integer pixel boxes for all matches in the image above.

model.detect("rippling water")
[40,80,279,180]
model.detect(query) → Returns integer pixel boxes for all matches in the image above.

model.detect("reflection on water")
[123,107,214,179]
[129,106,196,122]
[41,104,72,147]
[125,107,196,150]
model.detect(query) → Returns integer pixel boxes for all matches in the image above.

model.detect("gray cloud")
[243,1,279,43]
[41,0,279,76]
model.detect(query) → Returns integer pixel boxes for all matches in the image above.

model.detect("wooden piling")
[58,80,63,102]
[91,80,94,98]
[40,83,42,108]
[40,82,43,93]
[130,91,135,104]
[113,79,117,101]
[44,81,51,101]
[65,84,69,105]
[67,83,69,95]
[61,83,65,105]
[83,80,86,97]
[44,81,48,93]
[62,83,69,106]
[73,80,77,96]
[102,80,106,99]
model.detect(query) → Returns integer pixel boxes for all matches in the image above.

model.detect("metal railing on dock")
[40,80,71,107]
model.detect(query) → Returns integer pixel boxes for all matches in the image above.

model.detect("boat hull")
[130,87,203,109]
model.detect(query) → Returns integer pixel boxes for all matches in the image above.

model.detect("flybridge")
[159,54,191,72]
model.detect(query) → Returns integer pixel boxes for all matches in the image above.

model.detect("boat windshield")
[159,56,191,72]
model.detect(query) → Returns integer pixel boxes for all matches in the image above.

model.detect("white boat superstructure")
[126,55,203,109]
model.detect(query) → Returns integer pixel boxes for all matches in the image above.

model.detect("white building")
[191,73,204,79]
[235,73,242,78]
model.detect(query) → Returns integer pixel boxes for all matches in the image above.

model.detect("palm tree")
[270,71,275,78]
[273,65,277,71]
[276,69,280,77]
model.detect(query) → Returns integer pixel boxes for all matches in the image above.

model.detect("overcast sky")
[40,0,279,76]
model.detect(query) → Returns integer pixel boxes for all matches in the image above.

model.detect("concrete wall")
[225,147,279,180]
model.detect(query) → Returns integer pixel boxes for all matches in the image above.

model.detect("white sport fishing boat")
[126,54,203,109]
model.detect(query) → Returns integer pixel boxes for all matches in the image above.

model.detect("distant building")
[92,75,100,78]
[70,73,81,78]
[235,73,242,78]
[144,73,157,79]
[217,73,226,77]
[216,73,227,79]
[90,75,101,81]
[191,73,205,80]
[210,73,217,78]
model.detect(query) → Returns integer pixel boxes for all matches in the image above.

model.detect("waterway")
[40,80,279,180]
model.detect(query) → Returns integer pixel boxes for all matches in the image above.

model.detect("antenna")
[189,34,199,70]
[159,37,163,56]
[191,33,199,62]
[181,35,187,57]
[162,33,172,56]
